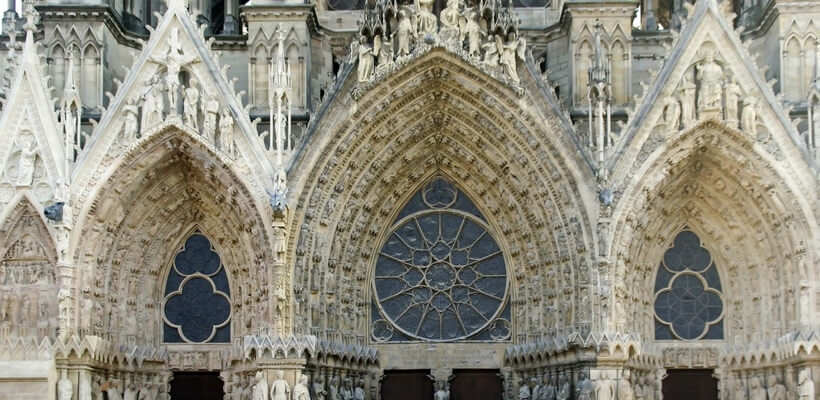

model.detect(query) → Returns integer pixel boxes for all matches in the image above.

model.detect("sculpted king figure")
[271,370,291,400]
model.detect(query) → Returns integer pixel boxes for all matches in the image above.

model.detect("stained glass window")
[163,233,231,343]
[371,178,511,342]
[654,229,724,340]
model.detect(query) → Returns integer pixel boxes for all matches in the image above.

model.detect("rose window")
[372,178,510,342]
[654,229,724,340]
[163,233,231,343]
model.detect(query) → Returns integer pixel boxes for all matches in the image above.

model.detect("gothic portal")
[0,0,818,398]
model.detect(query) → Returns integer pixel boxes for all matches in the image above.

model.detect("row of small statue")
[663,51,759,136]
[241,370,368,400]
[354,0,526,83]
[121,77,235,156]
[516,370,654,400]
[731,370,815,400]
[56,371,161,400]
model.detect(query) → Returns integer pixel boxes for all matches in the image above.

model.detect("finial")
[22,0,37,33]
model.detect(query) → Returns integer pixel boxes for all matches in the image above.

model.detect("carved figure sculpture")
[58,369,73,400]
[434,380,450,400]
[617,370,634,400]
[122,100,139,142]
[151,28,198,115]
[253,371,269,400]
[532,377,542,400]
[79,370,92,400]
[462,8,481,57]
[312,376,327,400]
[123,382,138,400]
[292,375,309,400]
[741,97,757,137]
[597,371,615,400]
[767,375,786,400]
[643,374,655,400]
[440,0,462,32]
[541,374,556,400]
[557,374,570,400]
[203,95,219,143]
[633,376,645,400]
[663,96,681,134]
[519,378,531,399]
[724,75,741,126]
[232,380,244,400]
[679,74,696,125]
[340,378,354,400]
[141,77,164,131]
[271,370,291,400]
[183,80,200,129]
[15,134,37,186]
[375,34,393,71]
[219,108,234,155]
[696,51,723,112]
[354,379,366,400]
[798,369,814,400]
[328,376,340,400]
[357,36,374,82]
[137,384,156,400]
[496,33,524,83]
[397,9,414,57]
[483,35,499,67]
[415,0,437,36]
[748,377,765,400]
[577,371,594,400]
[102,380,124,400]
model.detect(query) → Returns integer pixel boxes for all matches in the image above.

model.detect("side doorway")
[380,369,434,400]
[169,372,224,400]
[451,369,503,400]
[662,369,718,400]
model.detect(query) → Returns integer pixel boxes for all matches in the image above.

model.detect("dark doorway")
[380,370,434,400]
[451,369,503,400]
[662,369,718,400]
[169,372,224,400]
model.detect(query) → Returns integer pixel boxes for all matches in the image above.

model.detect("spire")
[61,45,82,174]
[811,40,820,97]
[269,23,292,172]
[587,22,612,180]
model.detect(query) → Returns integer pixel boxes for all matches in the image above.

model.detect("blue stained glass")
[373,178,508,342]
[654,229,723,341]
[163,233,231,343]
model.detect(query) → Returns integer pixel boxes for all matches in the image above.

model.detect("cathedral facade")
[0,0,818,397]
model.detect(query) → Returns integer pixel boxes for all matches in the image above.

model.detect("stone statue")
[733,376,746,400]
[122,100,139,142]
[617,370,634,400]
[519,378,531,399]
[597,371,615,400]
[292,375,310,400]
[496,33,525,83]
[123,382,138,400]
[244,376,254,400]
[219,108,234,155]
[766,375,786,400]
[203,95,220,143]
[183,80,200,129]
[531,377,542,400]
[643,374,655,400]
[102,380,124,400]
[58,369,73,400]
[354,379,366,400]
[150,28,198,115]
[340,378,354,400]
[357,36,374,82]
[141,77,164,131]
[271,370,291,400]
[724,75,741,126]
[679,74,696,125]
[696,51,723,112]
[78,370,92,400]
[577,371,595,400]
[748,377,765,400]
[741,97,757,137]
[440,0,462,32]
[396,9,414,57]
[15,133,37,186]
[137,383,156,400]
[556,374,570,400]
[312,376,326,400]
[541,374,556,400]
[232,379,244,400]
[483,35,499,67]
[328,376,340,400]
[633,376,645,400]
[375,34,393,71]
[252,372,269,400]
[434,380,450,400]
[462,8,481,57]
[414,0,437,36]
[798,369,814,400]
[663,96,680,134]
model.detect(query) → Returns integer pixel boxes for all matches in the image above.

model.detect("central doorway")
[662,369,718,400]
[451,369,503,400]
[380,370,434,400]
[169,372,224,400]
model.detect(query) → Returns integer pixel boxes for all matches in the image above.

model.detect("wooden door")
[380,370,433,400]
[662,369,718,400]
[169,372,224,400]
[451,369,503,400]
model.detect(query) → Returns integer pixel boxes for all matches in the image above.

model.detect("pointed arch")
[71,126,276,344]
[784,37,802,101]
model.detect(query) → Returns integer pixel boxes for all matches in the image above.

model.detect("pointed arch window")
[654,229,724,340]
[162,232,231,343]
[371,178,511,342]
